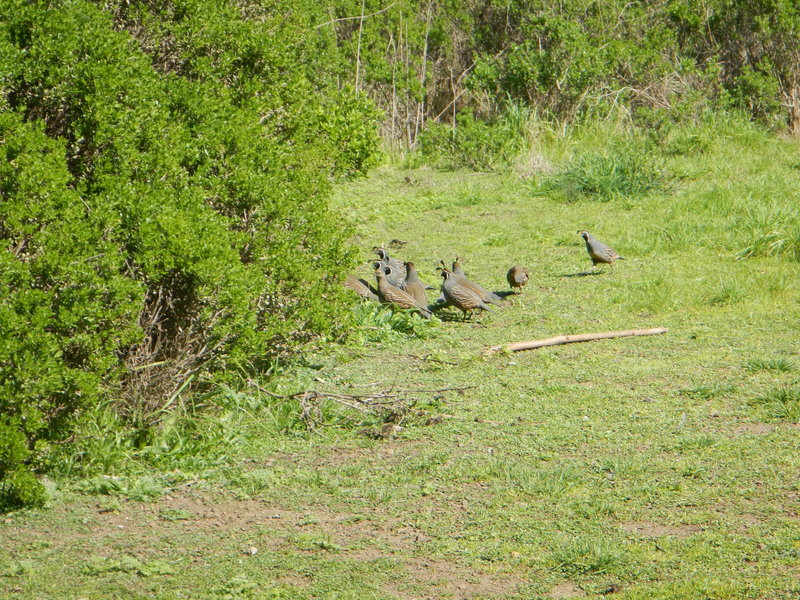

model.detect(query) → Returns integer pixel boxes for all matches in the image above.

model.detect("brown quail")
[577,231,625,269]
[506,265,529,294]
[439,268,492,319]
[450,257,503,305]
[403,261,428,307]
[344,274,379,301]
[375,267,431,319]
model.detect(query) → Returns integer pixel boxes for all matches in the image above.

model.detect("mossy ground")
[2,122,799,599]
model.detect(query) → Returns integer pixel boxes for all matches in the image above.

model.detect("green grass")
[2,117,800,599]
[749,387,800,424]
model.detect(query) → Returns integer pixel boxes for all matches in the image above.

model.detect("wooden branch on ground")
[484,327,668,354]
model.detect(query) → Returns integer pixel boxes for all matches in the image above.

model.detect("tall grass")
[735,201,800,261]
[743,358,795,373]
[538,148,669,202]
[549,536,625,576]
[749,387,800,423]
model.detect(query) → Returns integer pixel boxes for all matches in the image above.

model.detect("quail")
[439,268,493,319]
[374,247,407,284]
[449,258,503,305]
[385,264,406,289]
[375,267,431,319]
[403,261,428,307]
[506,265,529,294]
[344,274,379,301]
[577,231,625,269]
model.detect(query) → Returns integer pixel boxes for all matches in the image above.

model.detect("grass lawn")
[1,119,799,599]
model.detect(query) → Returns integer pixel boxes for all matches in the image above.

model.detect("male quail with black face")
[374,247,407,285]
[449,257,503,305]
[577,231,625,269]
[375,267,431,319]
[439,268,493,319]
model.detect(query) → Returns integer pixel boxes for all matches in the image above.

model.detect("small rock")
[244,547,258,556]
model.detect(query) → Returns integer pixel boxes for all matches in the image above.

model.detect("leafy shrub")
[314,89,384,178]
[417,104,529,170]
[0,421,47,511]
[320,0,800,141]
[0,0,381,510]
[348,303,439,344]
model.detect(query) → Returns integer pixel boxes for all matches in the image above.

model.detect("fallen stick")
[485,327,668,354]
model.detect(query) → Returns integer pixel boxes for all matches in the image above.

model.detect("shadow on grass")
[431,305,492,323]
[494,290,518,299]
[558,270,605,278]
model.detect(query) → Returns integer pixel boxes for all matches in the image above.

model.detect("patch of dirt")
[254,440,426,472]
[274,574,312,588]
[621,520,702,538]
[548,581,586,598]
[395,557,525,599]
[731,423,775,435]
[737,513,764,528]
[6,490,525,597]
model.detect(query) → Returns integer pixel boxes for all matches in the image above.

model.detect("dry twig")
[485,327,668,354]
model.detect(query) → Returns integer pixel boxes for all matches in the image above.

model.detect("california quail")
[345,274,379,301]
[506,265,529,294]
[375,267,431,319]
[450,257,503,305]
[374,247,407,284]
[403,261,428,307]
[373,258,404,289]
[439,268,493,319]
[577,231,625,269]
[383,264,411,296]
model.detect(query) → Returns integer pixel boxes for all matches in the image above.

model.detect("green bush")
[0,421,46,511]
[417,105,529,170]
[319,0,800,139]
[0,0,381,510]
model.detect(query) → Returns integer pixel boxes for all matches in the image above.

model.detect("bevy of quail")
[403,261,428,307]
[577,230,625,269]
[344,274,379,301]
[375,267,431,319]
[374,247,407,284]
[439,268,493,319]
[506,265,529,294]
[450,257,503,305]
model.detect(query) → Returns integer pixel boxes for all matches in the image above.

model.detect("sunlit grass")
[4,116,800,600]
